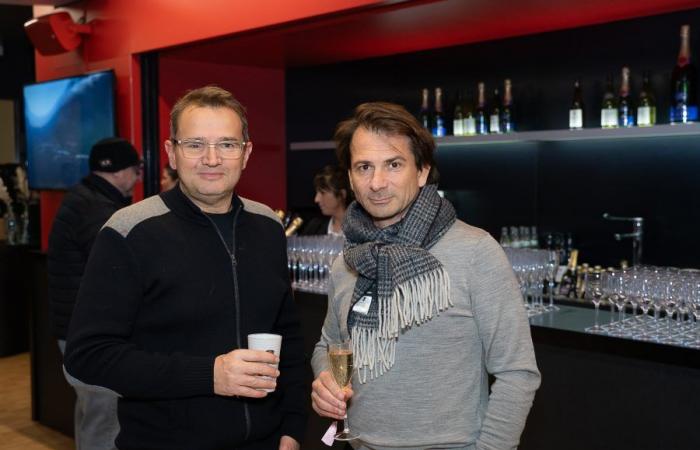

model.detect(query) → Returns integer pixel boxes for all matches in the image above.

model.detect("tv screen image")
[23,70,116,190]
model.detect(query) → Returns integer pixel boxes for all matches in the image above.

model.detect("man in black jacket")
[48,137,142,450]
[65,86,307,450]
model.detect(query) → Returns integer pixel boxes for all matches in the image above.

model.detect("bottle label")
[569,109,583,129]
[433,117,446,137]
[618,106,634,127]
[464,117,477,135]
[489,114,500,133]
[670,105,699,123]
[555,265,568,283]
[601,108,619,128]
[453,119,464,136]
[637,106,654,126]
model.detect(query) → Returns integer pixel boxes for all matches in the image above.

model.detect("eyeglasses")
[172,138,248,160]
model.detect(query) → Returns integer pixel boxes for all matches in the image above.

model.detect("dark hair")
[170,85,249,140]
[334,102,439,184]
[313,165,352,207]
[164,165,178,181]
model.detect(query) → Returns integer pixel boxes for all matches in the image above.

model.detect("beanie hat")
[89,137,141,173]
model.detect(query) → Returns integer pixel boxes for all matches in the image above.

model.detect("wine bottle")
[670,24,698,124]
[499,226,511,247]
[475,82,488,135]
[489,88,502,134]
[600,74,619,128]
[463,93,477,136]
[419,88,432,131]
[453,90,465,136]
[501,79,514,133]
[576,263,590,299]
[284,215,304,237]
[556,249,579,298]
[637,71,657,127]
[618,66,634,127]
[433,87,446,137]
[569,79,584,130]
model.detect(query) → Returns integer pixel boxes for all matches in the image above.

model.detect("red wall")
[34,0,381,249]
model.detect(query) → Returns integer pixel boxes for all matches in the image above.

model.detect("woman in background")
[302,165,352,236]
[160,165,178,191]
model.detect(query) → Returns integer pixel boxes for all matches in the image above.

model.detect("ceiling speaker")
[24,11,92,56]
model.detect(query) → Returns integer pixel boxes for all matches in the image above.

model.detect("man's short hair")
[334,102,439,184]
[170,86,249,140]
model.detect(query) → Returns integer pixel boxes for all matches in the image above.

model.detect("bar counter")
[295,292,700,450]
[28,253,700,448]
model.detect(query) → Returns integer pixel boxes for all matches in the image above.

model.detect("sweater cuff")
[280,412,307,445]
[181,355,216,397]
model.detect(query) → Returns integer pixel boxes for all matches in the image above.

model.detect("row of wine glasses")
[287,235,344,294]
[503,248,560,318]
[584,265,700,349]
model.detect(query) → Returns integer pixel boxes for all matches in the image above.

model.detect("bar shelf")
[289,123,700,151]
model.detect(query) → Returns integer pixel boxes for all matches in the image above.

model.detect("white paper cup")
[247,333,282,392]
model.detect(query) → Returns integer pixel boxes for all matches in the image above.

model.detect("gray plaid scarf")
[342,184,456,383]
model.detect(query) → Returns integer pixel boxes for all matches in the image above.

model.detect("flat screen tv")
[23,70,116,190]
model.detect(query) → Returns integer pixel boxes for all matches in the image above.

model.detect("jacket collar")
[160,185,242,225]
[82,173,131,208]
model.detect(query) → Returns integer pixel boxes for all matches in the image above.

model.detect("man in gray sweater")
[311,102,540,450]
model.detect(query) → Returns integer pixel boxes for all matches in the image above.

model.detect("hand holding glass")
[328,341,358,441]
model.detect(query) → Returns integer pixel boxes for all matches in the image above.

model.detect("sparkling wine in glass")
[328,341,358,441]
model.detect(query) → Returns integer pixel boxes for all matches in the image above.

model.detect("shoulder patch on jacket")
[240,197,282,227]
[103,196,170,237]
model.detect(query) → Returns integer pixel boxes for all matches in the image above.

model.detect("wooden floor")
[0,353,74,450]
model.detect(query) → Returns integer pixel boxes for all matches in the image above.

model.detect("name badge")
[352,295,372,315]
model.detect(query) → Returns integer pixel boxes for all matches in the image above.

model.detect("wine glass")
[585,269,604,333]
[545,250,560,311]
[327,340,358,441]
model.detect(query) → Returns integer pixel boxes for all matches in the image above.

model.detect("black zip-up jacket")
[65,186,308,449]
[47,173,131,339]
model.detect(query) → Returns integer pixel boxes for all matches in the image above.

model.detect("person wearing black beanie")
[48,136,142,450]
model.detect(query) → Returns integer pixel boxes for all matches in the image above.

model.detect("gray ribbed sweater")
[311,220,540,450]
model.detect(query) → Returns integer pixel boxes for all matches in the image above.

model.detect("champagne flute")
[328,340,358,441]
[585,269,604,333]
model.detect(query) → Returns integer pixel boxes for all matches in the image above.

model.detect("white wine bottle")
[569,79,584,130]
[600,75,619,128]
[637,71,657,127]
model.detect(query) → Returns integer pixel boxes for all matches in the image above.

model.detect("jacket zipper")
[203,203,252,441]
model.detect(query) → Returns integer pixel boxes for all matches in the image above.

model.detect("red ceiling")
[162,0,700,67]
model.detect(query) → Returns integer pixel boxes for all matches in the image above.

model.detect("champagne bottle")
[670,24,698,124]
[618,66,634,127]
[419,88,432,131]
[556,249,579,298]
[576,263,590,299]
[489,88,502,134]
[433,87,446,137]
[600,74,619,128]
[285,215,304,237]
[501,79,514,133]
[463,93,477,136]
[475,82,488,135]
[569,79,584,130]
[637,71,657,127]
[453,90,465,136]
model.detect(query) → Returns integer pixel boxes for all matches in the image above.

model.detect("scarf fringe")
[354,267,452,383]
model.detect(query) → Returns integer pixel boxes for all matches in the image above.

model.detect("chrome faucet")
[602,213,644,266]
